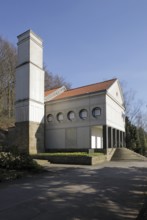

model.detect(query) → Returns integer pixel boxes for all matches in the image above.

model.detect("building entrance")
[91,126,103,149]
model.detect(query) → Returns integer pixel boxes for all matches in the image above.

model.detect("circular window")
[92,107,101,118]
[47,114,53,122]
[79,109,88,120]
[68,111,75,121]
[57,112,64,122]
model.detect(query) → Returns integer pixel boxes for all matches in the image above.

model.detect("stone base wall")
[32,154,106,165]
[7,126,17,148]
[15,121,44,154]
[15,122,29,153]
[29,122,44,154]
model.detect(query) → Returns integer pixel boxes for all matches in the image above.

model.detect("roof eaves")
[45,89,107,103]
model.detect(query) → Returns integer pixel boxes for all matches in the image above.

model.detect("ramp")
[111,147,147,161]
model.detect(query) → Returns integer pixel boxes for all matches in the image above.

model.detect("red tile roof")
[45,88,59,97]
[45,78,117,101]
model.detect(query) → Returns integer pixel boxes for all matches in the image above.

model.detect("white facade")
[15,30,44,123]
[15,30,45,154]
[14,30,125,153]
[45,80,125,151]
[106,80,125,131]
[17,30,43,68]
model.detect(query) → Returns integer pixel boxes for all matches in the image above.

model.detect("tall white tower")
[15,30,44,154]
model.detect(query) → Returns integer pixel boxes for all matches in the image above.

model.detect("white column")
[15,30,44,154]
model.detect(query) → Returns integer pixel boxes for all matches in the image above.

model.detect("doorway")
[91,126,103,149]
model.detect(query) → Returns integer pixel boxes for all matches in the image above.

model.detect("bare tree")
[121,81,142,124]
[0,37,71,129]
[0,37,17,123]
[44,67,71,90]
[121,81,147,154]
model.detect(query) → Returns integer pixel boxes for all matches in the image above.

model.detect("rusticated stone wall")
[15,122,44,154]
[29,122,44,154]
[15,122,29,153]
[32,154,106,165]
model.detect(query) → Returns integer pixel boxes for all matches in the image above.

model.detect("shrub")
[0,152,42,171]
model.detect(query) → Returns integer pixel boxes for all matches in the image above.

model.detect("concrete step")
[33,159,50,166]
[111,148,147,161]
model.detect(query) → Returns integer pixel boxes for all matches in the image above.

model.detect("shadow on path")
[0,162,147,220]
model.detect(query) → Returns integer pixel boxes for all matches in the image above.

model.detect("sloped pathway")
[111,148,147,161]
[0,161,147,220]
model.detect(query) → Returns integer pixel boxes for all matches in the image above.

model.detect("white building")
[15,30,125,154]
[45,78,125,152]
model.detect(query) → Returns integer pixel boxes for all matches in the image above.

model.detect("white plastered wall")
[17,30,43,68]
[106,80,125,131]
[16,65,29,101]
[29,64,44,103]
[45,93,106,150]
[16,30,44,124]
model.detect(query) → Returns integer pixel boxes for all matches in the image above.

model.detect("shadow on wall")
[3,118,45,154]
[34,120,45,154]
[0,128,8,150]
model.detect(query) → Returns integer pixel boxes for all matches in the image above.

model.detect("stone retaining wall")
[32,154,106,165]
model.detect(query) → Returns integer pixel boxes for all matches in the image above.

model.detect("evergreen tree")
[126,117,138,151]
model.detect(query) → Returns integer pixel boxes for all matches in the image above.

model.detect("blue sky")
[0,0,147,111]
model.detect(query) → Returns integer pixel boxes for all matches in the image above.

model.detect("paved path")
[0,161,147,220]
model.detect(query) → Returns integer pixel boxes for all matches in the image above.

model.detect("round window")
[92,107,101,118]
[79,109,88,120]
[47,114,53,122]
[57,112,64,122]
[68,111,75,121]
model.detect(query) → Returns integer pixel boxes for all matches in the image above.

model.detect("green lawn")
[35,152,104,157]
